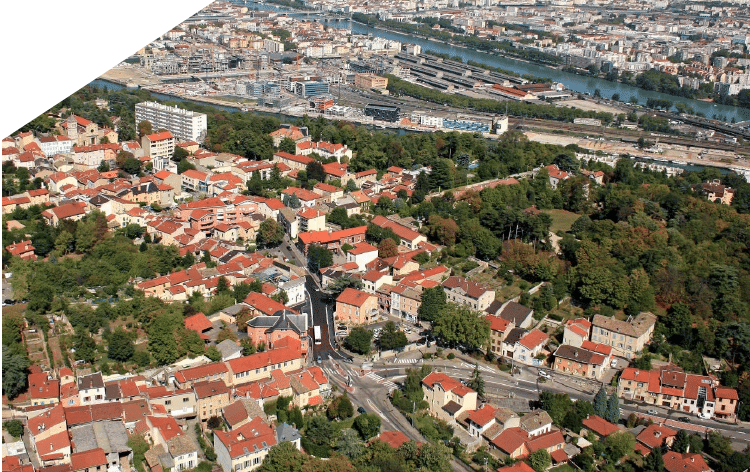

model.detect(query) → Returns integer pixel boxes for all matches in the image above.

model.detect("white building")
[142,131,176,172]
[38,135,73,157]
[135,101,207,142]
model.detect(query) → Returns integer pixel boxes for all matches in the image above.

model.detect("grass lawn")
[332,417,356,433]
[542,209,581,233]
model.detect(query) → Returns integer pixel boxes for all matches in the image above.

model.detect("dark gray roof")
[78,372,104,391]
[553,345,600,364]
[216,339,243,359]
[498,301,533,326]
[276,422,301,443]
[485,299,504,316]
[222,303,250,316]
[442,400,463,416]
[504,327,527,346]
[105,383,121,400]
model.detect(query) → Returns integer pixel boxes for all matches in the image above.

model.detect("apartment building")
[590,312,657,359]
[142,131,176,172]
[390,284,421,322]
[135,101,207,142]
[422,372,478,423]
[146,387,197,419]
[78,373,106,405]
[214,417,278,472]
[617,365,738,420]
[442,276,495,312]
[335,288,378,325]
[194,380,231,422]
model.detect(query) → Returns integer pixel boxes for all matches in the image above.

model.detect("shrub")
[462,261,479,272]
[447,353,455,360]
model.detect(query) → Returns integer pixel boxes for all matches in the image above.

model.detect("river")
[237,0,750,124]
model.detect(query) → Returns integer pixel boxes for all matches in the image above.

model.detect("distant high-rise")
[135,101,207,143]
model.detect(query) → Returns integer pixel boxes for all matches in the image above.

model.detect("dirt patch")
[48,335,66,369]
[556,99,624,115]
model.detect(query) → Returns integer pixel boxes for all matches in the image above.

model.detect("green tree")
[306,414,336,446]
[328,394,354,420]
[108,328,134,362]
[256,219,284,248]
[3,419,24,438]
[97,161,110,172]
[605,392,620,424]
[336,429,365,460]
[605,431,635,461]
[353,412,381,440]
[432,303,490,350]
[528,449,552,472]
[73,330,97,363]
[148,313,181,365]
[430,158,454,191]
[216,276,232,297]
[205,346,222,362]
[345,327,372,355]
[2,345,28,399]
[256,441,307,472]
[642,449,664,472]
[418,286,447,322]
[307,244,333,272]
[278,137,297,154]
[54,230,75,256]
[594,387,608,417]
[378,321,407,351]
[307,161,326,183]
[539,391,573,426]
[672,430,690,454]
[345,179,359,192]
[467,364,485,399]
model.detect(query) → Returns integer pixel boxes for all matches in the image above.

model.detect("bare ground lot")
[556,98,625,115]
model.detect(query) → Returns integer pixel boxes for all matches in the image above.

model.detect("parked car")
[538,370,551,380]
[698,412,711,420]
[610,359,618,368]
[677,416,691,423]
[357,406,366,414]
[647,409,658,415]
[316,355,322,364]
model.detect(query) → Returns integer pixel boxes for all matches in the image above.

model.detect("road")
[276,238,750,453]
[369,358,750,451]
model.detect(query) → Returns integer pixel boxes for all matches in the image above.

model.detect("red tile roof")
[422,372,474,397]
[582,415,618,437]
[193,379,229,399]
[146,131,174,141]
[378,431,410,449]
[491,427,528,455]
[148,415,183,442]
[227,342,302,379]
[243,292,289,317]
[663,452,710,472]
[71,448,106,471]
[184,312,213,333]
[37,430,70,458]
[637,424,677,449]
[173,362,228,384]
[336,288,374,307]
[214,417,276,459]
[518,329,548,350]
[467,404,496,427]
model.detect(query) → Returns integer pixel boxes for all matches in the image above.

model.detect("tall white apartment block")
[135,101,208,142]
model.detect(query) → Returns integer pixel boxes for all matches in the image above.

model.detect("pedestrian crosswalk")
[366,372,398,391]
[461,361,496,373]
[393,358,421,364]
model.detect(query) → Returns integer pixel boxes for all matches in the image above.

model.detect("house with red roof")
[194,380,231,422]
[29,372,60,406]
[311,183,343,204]
[487,314,514,357]
[5,240,37,261]
[617,365,737,420]
[370,215,427,251]
[321,162,348,182]
[662,452,710,472]
[41,202,88,226]
[541,164,570,190]
[335,288,378,325]
[421,372,478,423]
[70,448,107,472]
[552,344,607,380]
[635,423,677,456]
[490,426,565,462]
[377,431,412,449]
[2,455,34,472]
[272,152,313,171]
[581,415,618,438]
[147,415,198,471]
[442,276,496,312]
[497,463,536,472]
[345,242,378,271]
[226,340,303,386]
[296,225,367,255]
[184,312,213,341]
[513,329,548,367]
[269,125,310,147]
[213,417,280,472]
[562,318,591,347]
[296,140,352,162]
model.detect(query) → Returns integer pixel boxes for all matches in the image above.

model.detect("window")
[183,397,189,403]
[165,400,172,405]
